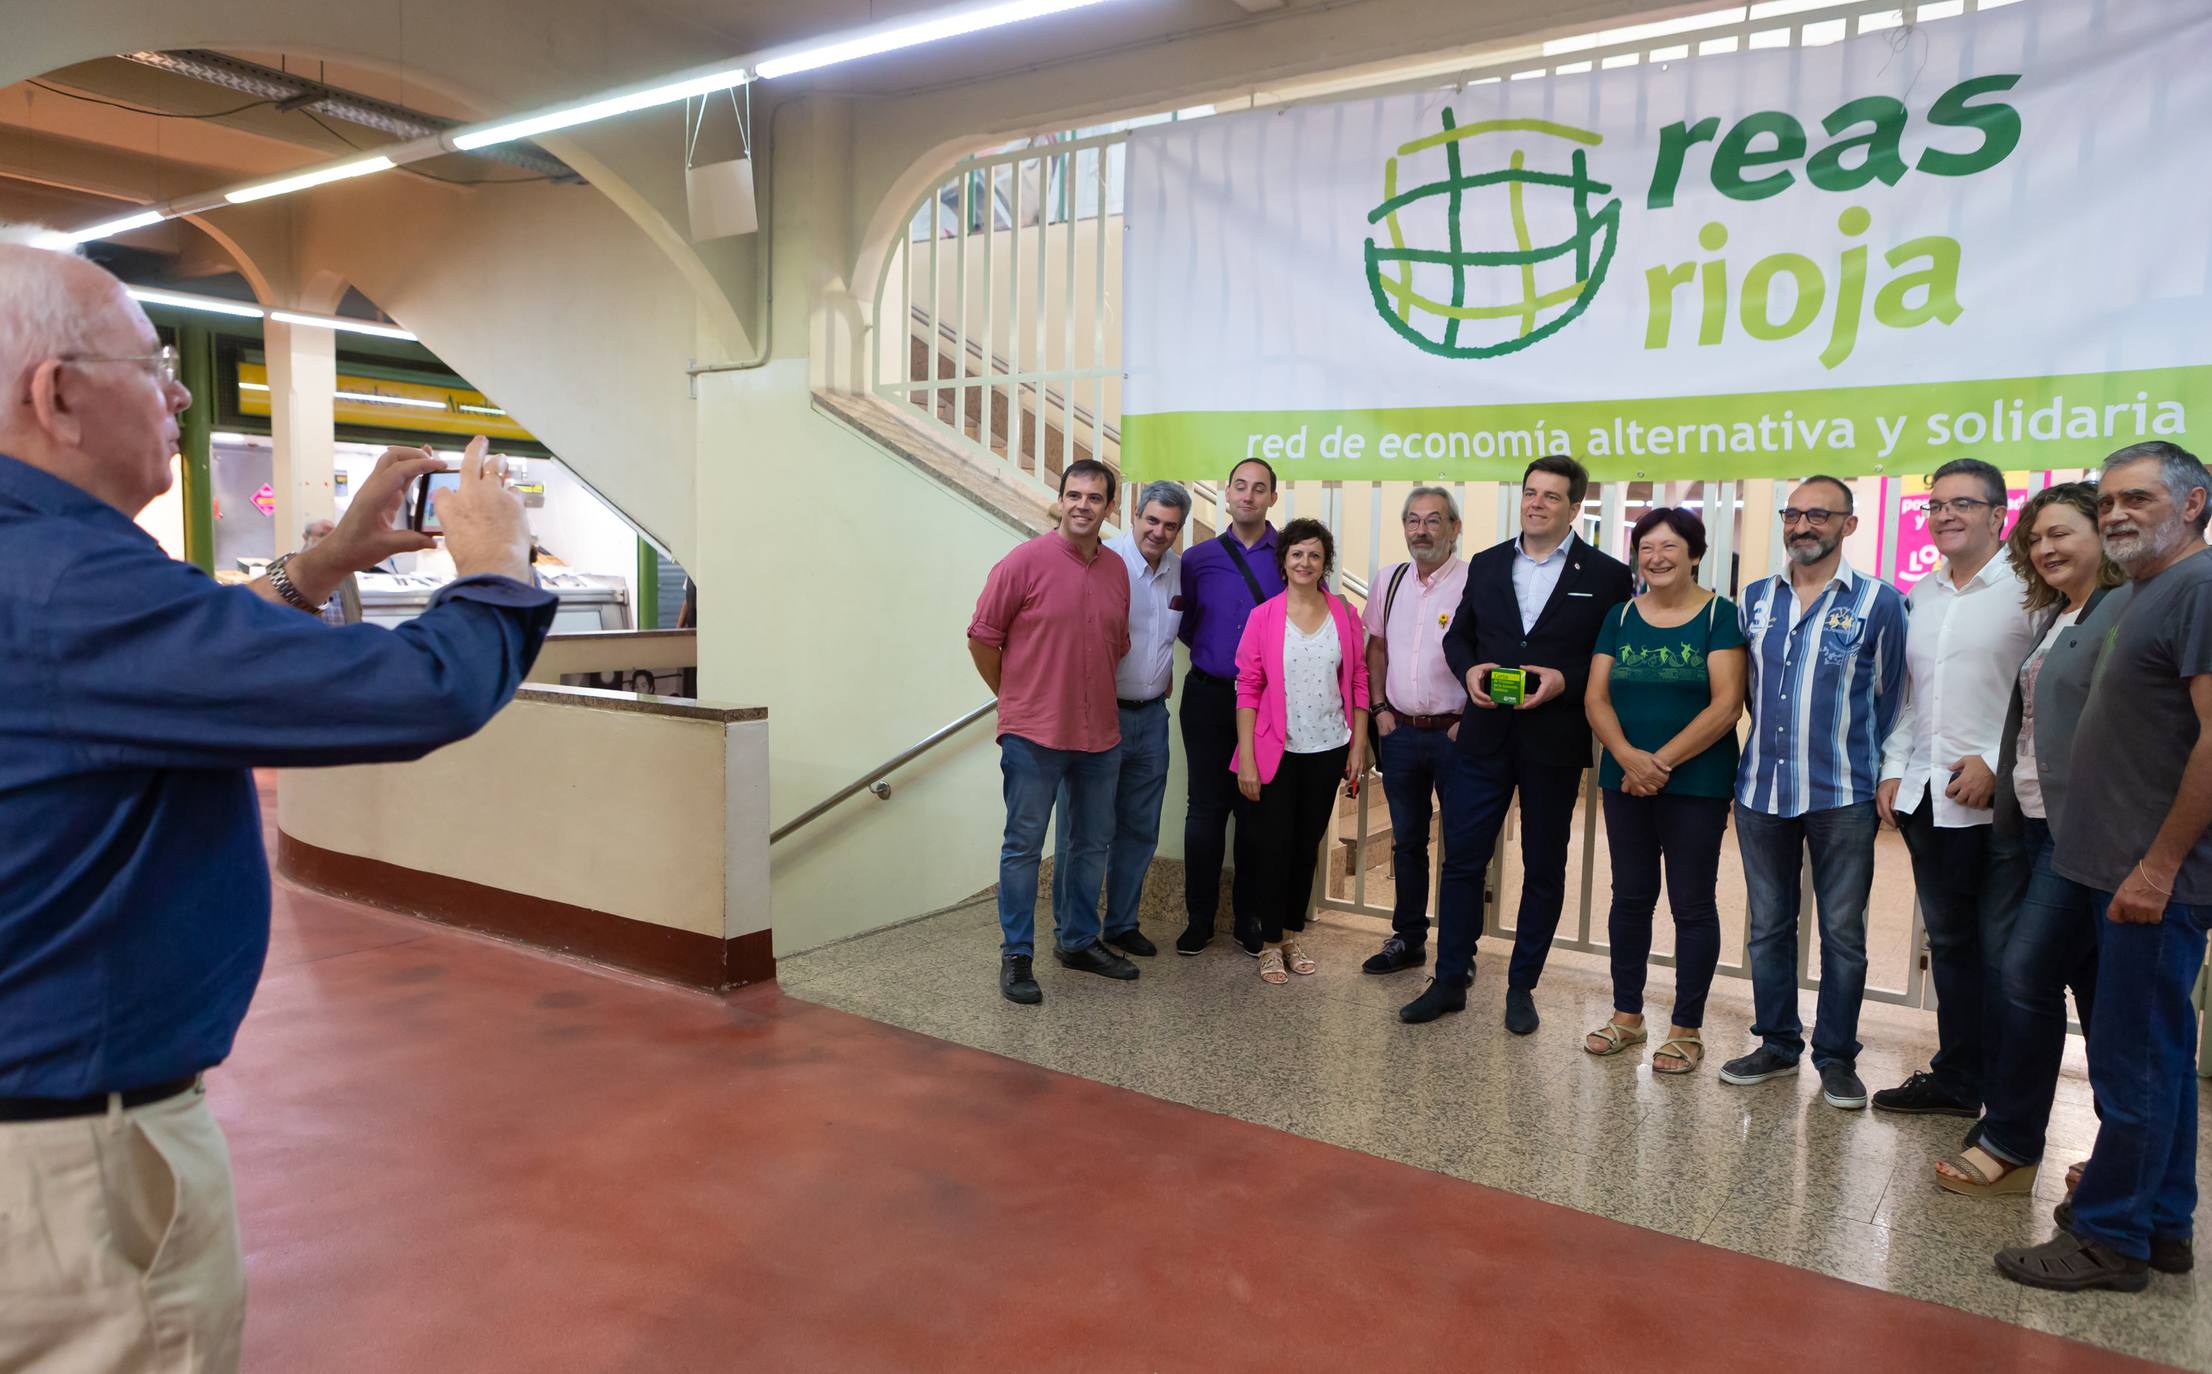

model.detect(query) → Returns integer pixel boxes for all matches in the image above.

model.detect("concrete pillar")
[266,319,337,555]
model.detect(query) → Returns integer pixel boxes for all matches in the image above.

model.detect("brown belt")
[1400,712,1461,730]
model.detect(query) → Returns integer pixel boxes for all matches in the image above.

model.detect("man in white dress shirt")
[1054,481,1189,956]
[1874,457,2039,1118]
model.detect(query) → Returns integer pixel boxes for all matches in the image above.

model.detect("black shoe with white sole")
[1820,1062,1868,1109]
[1718,1047,1800,1086]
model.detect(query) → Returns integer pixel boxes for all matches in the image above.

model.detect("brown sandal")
[1936,1147,2038,1197]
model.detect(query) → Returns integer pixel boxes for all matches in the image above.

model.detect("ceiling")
[0,0,1656,289]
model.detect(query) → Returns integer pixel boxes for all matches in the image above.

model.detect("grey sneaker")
[1718,1047,1800,1086]
[1820,1062,1868,1109]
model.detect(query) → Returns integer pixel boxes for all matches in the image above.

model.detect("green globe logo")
[1365,112,1621,359]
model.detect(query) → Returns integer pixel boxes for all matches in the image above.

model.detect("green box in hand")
[1488,667,1526,706]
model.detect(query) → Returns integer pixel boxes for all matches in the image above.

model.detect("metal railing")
[868,0,2039,1009]
[771,702,996,845]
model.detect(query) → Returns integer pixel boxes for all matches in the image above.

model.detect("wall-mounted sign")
[250,483,277,517]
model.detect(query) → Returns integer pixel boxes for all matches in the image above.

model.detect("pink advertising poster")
[1878,475,2045,594]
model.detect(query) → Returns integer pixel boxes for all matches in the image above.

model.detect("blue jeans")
[997,734,1117,959]
[2069,894,2209,1261]
[1374,723,1461,942]
[1735,801,1876,1070]
[1053,698,1170,938]
[1978,818,2100,1166]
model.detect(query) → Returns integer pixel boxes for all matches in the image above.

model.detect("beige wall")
[280,693,769,944]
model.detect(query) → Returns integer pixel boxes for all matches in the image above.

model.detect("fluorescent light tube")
[70,210,168,244]
[126,287,267,319]
[754,0,1116,79]
[225,156,395,205]
[452,67,750,150]
[335,389,448,410]
[268,310,418,341]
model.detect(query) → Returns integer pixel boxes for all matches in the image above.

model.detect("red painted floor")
[230,783,2173,1373]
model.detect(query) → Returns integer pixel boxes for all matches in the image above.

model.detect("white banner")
[1120,0,2212,481]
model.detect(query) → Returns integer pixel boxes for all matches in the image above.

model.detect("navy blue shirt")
[0,453,558,1097]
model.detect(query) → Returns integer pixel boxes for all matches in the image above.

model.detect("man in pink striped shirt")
[1360,486,1472,975]
[968,459,1138,1004]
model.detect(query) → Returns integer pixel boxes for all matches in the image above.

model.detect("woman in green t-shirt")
[1582,507,1747,1074]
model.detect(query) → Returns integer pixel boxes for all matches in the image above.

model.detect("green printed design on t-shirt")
[1614,640,1708,681]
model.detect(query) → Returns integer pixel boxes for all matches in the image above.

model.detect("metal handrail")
[770,701,996,845]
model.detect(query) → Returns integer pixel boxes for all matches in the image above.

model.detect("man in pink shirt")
[968,459,1138,1004]
[1360,486,1473,974]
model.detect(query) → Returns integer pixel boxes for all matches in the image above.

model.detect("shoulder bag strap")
[1218,533,1268,605]
[1383,563,1410,621]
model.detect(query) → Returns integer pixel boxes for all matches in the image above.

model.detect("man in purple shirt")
[968,459,1138,1004]
[1174,458,1284,955]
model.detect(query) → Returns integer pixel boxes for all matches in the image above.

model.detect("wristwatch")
[265,553,321,614]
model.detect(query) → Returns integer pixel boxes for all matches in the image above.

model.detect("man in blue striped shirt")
[1719,476,1908,1109]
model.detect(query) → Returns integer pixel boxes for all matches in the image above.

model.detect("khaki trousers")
[0,1084,246,1374]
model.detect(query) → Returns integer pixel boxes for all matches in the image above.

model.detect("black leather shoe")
[1106,928,1157,958]
[1000,955,1041,1005]
[1056,943,1140,980]
[2056,1200,2195,1274]
[1174,923,1212,956]
[1399,978,1467,1023]
[1362,936,1426,975]
[1503,987,1539,1036]
[1872,1070,1978,1117]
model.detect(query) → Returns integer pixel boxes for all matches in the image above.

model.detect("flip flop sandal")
[1995,1232,2148,1292]
[1282,939,1317,975]
[1936,1148,2039,1197]
[1258,949,1289,985]
[1584,1022,1648,1056]
[1652,1035,1704,1074]
[2065,1160,2086,1195]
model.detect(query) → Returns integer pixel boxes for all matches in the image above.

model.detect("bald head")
[0,227,190,515]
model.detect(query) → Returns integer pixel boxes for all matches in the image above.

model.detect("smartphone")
[408,468,462,534]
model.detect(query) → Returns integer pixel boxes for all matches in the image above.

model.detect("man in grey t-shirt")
[1998,442,2212,1293]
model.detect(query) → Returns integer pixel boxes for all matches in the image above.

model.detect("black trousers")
[1179,670,1259,940]
[1253,744,1350,944]
[1434,737,1588,990]
[1897,792,2031,1107]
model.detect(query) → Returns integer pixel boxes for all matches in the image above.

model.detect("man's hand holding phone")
[436,437,534,583]
[283,445,441,605]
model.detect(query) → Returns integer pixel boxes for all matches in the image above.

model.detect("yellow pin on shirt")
[1437,613,1449,628]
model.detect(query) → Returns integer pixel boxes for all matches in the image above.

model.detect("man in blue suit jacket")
[1402,455,1634,1032]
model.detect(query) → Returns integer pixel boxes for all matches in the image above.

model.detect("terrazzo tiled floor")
[781,900,2212,1372]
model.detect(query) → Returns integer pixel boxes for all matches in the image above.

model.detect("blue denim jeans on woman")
[1978,818,2100,1166]
[997,733,1117,959]
[2068,894,2209,1262]
[1734,801,1876,1070]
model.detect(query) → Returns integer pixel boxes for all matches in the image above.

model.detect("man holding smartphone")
[1405,455,1633,1032]
[0,233,554,1374]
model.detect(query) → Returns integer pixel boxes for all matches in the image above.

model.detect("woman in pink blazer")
[1233,518,1370,984]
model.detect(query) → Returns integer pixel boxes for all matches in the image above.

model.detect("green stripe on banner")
[1120,364,2211,482]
